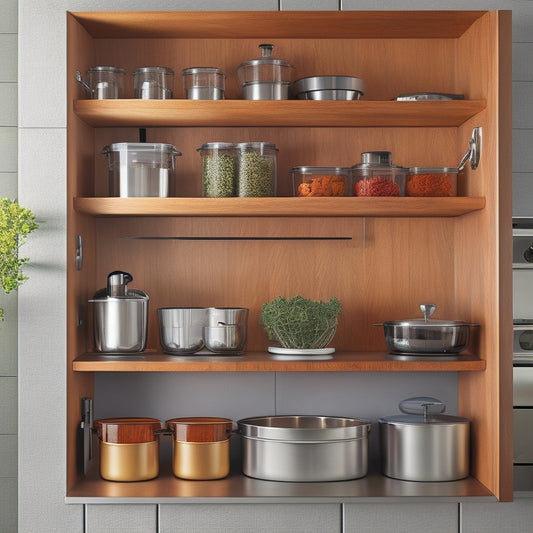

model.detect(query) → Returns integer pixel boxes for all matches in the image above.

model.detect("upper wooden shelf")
[73,351,486,373]
[73,99,486,128]
[71,10,487,39]
[73,196,486,218]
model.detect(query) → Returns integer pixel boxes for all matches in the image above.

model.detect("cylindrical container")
[204,307,249,353]
[102,143,181,197]
[237,44,294,100]
[89,271,149,353]
[292,75,365,101]
[93,417,162,481]
[236,142,278,197]
[158,307,208,355]
[133,67,174,99]
[166,417,233,480]
[379,397,470,482]
[238,415,371,482]
[197,143,237,197]
[406,167,458,197]
[182,67,225,100]
[83,66,125,99]
[352,151,406,197]
[290,166,350,197]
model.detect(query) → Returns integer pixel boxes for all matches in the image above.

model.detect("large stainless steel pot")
[238,415,371,482]
[379,397,470,482]
[378,303,476,354]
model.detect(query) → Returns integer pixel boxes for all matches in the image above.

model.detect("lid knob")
[259,43,274,58]
[107,270,133,297]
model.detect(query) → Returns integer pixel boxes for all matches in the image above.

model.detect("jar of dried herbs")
[197,142,237,197]
[236,142,278,197]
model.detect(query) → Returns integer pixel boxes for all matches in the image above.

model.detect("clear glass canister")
[197,143,237,197]
[182,67,225,100]
[84,66,126,99]
[406,167,458,197]
[352,151,406,197]
[236,142,278,197]
[133,67,174,99]
[290,167,350,197]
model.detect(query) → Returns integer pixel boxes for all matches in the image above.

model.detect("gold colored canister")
[166,417,233,480]
[93,417,162,482]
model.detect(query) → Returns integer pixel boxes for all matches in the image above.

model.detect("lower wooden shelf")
[66,462,495,504]
[72,351,486,372]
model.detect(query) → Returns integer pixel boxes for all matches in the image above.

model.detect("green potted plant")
[0,198,38,320]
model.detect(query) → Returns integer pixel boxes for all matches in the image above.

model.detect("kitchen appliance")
[76,66,126,99]
[165,417,233,480]
[89,271,149,353]
[237,44,294,100]
[102,142,181,197]
[238,415,371,482]
[512,224,533,489]
[133,66,174,99]
[292,75,365,101]
[182,67,225,100]
[379,397,470,482]
[93,417,162,481]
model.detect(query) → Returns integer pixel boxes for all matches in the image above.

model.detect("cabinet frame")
[66,10,512,502]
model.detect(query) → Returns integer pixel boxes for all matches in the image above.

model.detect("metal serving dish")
[378,303,476,355]
[238,415,371,482]
[292,75,364,100]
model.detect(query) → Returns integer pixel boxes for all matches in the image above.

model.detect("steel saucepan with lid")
[377,303,477,355]
[379,397,470,482]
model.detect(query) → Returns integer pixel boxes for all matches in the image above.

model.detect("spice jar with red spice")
[352,151,406,197]
[406,167,458,197]
[291,166,350,197]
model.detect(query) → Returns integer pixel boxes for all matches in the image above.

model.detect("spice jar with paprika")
[352,151,406,197]
[291,166,350,197]
[406,167,458,197]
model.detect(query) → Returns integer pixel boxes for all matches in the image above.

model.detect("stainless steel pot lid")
[379,397,470,426]
[380,303,477,327]
[292,75,365,94]
[238,415,371,441]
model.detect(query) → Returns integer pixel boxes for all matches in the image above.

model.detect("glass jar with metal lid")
[236,142,278,197]
[197,143,237,197]
[76,66,126,99]
[406,167,458,197]
[133,67,174,99]
[290,166,350,197]
[352,151,406,197]
[182,67,225,100]
[237,44,294,100]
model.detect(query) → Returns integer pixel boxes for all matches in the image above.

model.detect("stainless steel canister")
[379,397,470,482]
[238,415,371,482]
[89,271,149,353]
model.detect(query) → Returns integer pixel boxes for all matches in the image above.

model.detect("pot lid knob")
[399,396,446,423]
[259,43,274,58]
[419,303,436,323]
[107,270,133,297]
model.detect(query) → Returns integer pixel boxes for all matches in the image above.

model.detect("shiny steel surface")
[296,89,363,100]
[238,415,370,482]
[203,325,247,353]
[242,81,290,100]
[158,307,207,355]
[292,75,365,94]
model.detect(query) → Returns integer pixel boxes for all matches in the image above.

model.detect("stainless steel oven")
[513,224,533,489]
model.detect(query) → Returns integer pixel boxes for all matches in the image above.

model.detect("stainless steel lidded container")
[237,44,294,100]
[238,415,371,482]
[133,66,174,99]
[102,142,181,197]
[379,397,470,482]
[90,271,149,353]
[76,66,126,99]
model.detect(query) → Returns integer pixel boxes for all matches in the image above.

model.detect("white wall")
[14,1,533,532]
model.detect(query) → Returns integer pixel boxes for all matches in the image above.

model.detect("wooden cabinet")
[66,10,512,502]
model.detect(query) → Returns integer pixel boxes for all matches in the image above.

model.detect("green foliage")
[0,199,39,320]
[260,295,342,350]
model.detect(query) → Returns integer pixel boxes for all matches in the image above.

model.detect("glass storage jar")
[352,151,406,197]
[182,67,225,100]
[290,166,350,197]
[79,66,126,99]
[197,143,237,197]
[133,67,174,99]
[406,167,458,197]
[236,142,278,197]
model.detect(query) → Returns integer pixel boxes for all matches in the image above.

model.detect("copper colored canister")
[93,417,162,481]
[166,417,233,480]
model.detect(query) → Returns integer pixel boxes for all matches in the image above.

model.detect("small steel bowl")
[203,325,247,353]
[158,307,208,355]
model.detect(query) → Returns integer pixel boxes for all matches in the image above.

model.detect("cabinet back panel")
[92,217,456,353]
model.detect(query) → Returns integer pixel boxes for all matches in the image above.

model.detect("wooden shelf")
[73,99,486,128]
[66,465,495,503]
[73,196,486,218]
[73,351,486,373]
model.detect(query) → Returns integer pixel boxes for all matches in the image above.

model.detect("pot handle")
[399,396,446,422]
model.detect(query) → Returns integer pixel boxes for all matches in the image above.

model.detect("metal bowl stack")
[292,75,365,100]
